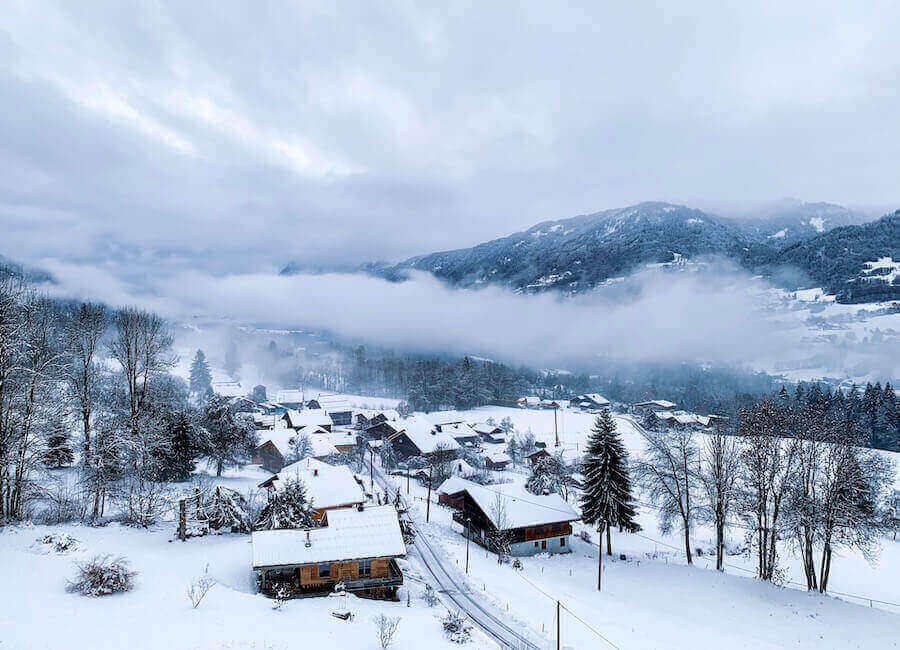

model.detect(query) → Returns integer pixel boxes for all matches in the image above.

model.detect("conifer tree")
[189,350,213,397]
[254,478,317,530]
[580,411,639,590]
[43,423,75,469]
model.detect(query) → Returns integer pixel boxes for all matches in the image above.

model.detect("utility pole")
[406,467,410,494]
[426,464,433,523]
[369,447,375,491]
[597,526,603,591]
[556,600,561,650]
[554,407,559,447]
[465,514,470,574]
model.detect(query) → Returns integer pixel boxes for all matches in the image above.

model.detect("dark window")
[560,537,566,547]
[359,559,371,576]
[318,563,331,578]
[541,540,547,550]
[533,541,539,548]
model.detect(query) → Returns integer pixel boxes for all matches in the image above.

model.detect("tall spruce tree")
[189,350,213,397]
[580,411,639,590]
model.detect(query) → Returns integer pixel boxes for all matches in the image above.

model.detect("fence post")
[194,486,201,518]
[178,498,187,541]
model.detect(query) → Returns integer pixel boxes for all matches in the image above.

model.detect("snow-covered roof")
[212,381,245,398]
[471,422,502,435]
[450,459,478,478]
[518,396,540,405]
[251,504,405,568]
[573,393,609,406]
[634,400,677,409]
[329,430,359,448]
[655,410,710,426]
[307,433,338,457]
[391,416,461,454]
[253,413,276,427]
[275,389,304,404]
[484,450,511,464]
[437,477,578,529]
[270,458,365,509]
[256,429,298,456]
[312,394,352,413]
[284,409,333,429]
[438,422,481,440]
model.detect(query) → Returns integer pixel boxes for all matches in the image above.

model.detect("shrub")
[579,530,592,544]
[35,533,80,554]
[187,571,216,609]
[423,583,439,607]
[66,555,137,596]
[373,614,401,649]
[441,611,472,644]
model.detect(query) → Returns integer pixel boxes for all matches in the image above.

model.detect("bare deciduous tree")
[64,302,107,467]
[698,423,741,571]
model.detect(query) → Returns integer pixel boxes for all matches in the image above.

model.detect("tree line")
[0,277,256,525]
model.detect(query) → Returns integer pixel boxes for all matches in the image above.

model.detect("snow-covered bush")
[66,555,137,596]
[579,530,592,544]
[206,486,251,533]
[441,611,472,644]
[511,558,523,571]
[272,584,291,610]
[373,614,400,648]
[34,533,80,554]
[422,583,439,607]
[187,571,216,609]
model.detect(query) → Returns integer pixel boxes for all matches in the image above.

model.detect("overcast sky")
[1,1,899,273]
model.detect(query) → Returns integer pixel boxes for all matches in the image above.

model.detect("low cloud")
[40,258,796,370]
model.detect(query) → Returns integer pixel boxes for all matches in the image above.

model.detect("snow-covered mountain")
[725,199,871,248]
[379,202,746,293]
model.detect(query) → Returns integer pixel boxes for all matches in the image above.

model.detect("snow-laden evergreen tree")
[254,478,317,530]
[505,437,521,465]
[44,422,74,469]
[203,395,257,476]
[580,411,639,589]
[189,349,213,398]
[206,486,252,533]
[525,455,565,496]
[155,410,204,481]
[289,432,313,463]
[379,437,398,470]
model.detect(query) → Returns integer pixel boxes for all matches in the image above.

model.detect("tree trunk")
[82,409,91,467]
[597,526,603,591]
[606,525,612,556]
[683,525,693,565]
[216,458,224,477]
[715,515,725,571]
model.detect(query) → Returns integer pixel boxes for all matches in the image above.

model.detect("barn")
[307,394,353,427]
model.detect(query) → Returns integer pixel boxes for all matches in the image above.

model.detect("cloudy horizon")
[2,1,899,276]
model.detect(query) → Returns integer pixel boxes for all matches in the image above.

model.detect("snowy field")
[4,403,898,650]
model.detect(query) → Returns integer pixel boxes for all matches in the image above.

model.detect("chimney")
[304,529,311,547]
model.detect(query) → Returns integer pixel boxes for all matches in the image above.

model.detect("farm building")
[385,415,461,460]
[258,457,365,521]
[253,426,339,472]
[307,394,353,426]
[252,413,276,430]
[329,430,361,453]
[652,410,712,429]
[282,408,334,432]
[569,394,610,410]
[251,504,405,599]
[436,477,579,556]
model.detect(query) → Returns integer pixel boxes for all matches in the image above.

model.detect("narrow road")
[372,465,543,649]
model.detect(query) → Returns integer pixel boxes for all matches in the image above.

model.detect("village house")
[483,449,512,471]
[363,418,405,440]
[274,389,306,410]
[652,410,714,430]
[385,415,461,461]
[329,430,361,453]
[307,394,353,426]
[354,409,401,430]
[539,399,562,410]
[434,421,482,447]
[436,477,579,556]
[526,448,551,466]
[253,427,338,473]
[471,422,506,444]
[569,394,610,411]
[252,412,276,430]
[517,396,541,409]
[251,504,406,599]
[631,400,677,416]
[282,408,334,432]
[258,457,365,522]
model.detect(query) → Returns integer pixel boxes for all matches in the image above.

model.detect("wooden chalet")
[252,504,405,599]
[484,450,512,471]
[435,421,482,447]
[632,400,677,416]
[307,394,353,426]
[517,396,541,409]
[282,408,333,432]
[471,422,506,444]
[274,389,306,410]
[384,415,461,461]
[526,449,551,466]
[436,477,579,556]
[570,393,610,411]
[363,419,404,440]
